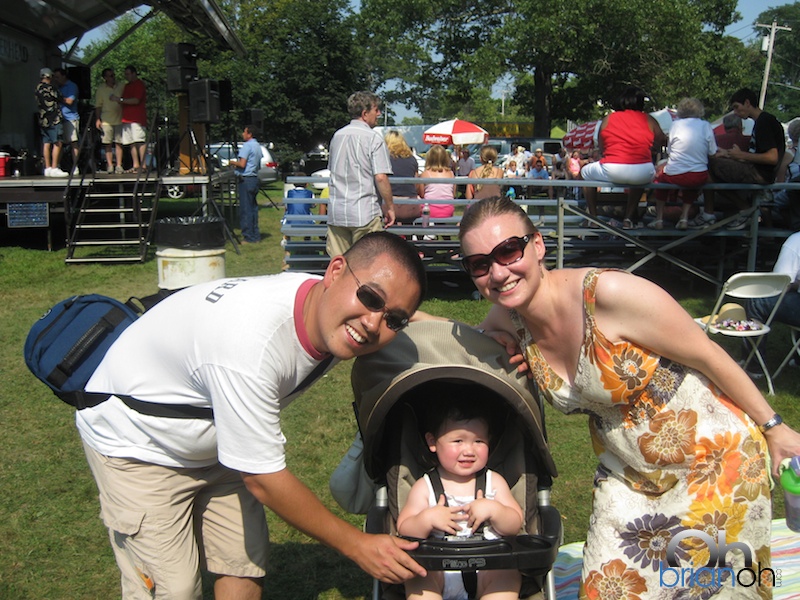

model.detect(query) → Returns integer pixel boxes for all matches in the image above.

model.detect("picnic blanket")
[552,519,800,599]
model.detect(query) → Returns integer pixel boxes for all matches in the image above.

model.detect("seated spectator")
[385,130,421,224]
[467,145,504,200]
[526,159,554,198]
[744,231,800,368]
[580,86,666,229]
[715,112,750,151]
[416,144,456,222]
[456,147,475,198]
[567,150,583,199]
[689,88,785,230]
[552,147,568,180]
[504,160,523,178]
[648,97,717,230]
[531,147,548,172]
[772,119,800,229]
[511,145,527,170]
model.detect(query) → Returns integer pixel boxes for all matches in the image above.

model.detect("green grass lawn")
[1,186,798,599]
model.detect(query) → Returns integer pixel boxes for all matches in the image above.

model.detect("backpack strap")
[117,395,214,419]
[286,355,334,397]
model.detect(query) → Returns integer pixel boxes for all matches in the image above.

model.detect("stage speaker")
[167,65,198,93]
[218,79,233,112]
[189,79,220,123]
[244,108,264,136]
[165,43,197,68]
[68,65,91,100]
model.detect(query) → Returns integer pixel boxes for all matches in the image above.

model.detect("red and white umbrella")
[423,119,489,146]
[563,120,600,151]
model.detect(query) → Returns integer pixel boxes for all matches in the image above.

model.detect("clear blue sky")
[727,0,795,42]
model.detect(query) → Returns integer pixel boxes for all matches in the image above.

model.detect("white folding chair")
[772,324,800,381]
[695,272,791,395]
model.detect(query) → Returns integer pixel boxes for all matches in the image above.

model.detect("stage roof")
[1,0,246,57]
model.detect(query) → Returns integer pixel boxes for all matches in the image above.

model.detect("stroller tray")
[402,534,558,576]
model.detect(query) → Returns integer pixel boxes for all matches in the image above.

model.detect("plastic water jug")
[781,456,800,532]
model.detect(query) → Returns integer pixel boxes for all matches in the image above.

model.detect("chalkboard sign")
[8,203,49,228]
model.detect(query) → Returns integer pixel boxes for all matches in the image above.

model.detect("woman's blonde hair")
[478,145,498,179]
[385,130,413,158]
[424,144,453,172]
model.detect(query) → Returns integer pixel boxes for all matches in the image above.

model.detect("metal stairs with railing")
[63,116,162,264]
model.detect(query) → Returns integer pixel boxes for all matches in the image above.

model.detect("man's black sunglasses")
[346,263,410,332]
[461,235,532,277]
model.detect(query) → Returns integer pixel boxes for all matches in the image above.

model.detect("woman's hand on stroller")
[480,329,531,377]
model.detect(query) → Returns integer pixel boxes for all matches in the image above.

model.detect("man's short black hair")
[729,88,758,108]
[344,231,427,311]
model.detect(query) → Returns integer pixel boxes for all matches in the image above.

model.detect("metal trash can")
[155,217,226,290]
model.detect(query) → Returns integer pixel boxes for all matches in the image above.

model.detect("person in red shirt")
[580,86,666,229]
[715,113,750,151]
[110,65,147,172]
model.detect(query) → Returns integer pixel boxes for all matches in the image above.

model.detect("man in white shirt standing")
[326,91,395,257]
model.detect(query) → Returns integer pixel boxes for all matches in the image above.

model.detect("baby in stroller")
[345,320,561,600]
[397,396,524,600]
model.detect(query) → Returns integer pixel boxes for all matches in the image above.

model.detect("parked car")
[208,142,280,184]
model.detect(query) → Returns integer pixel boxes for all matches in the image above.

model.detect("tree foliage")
[78,0,800,155]
[357,0,773,131]
[80,1,368,154]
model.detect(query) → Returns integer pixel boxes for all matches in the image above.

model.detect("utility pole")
[757,20,792,109]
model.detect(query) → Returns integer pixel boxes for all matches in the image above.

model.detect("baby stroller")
[350,320,561,599]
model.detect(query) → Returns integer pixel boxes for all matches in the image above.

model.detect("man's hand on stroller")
[351,533,427,583]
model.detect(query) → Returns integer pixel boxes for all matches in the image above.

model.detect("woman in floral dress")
[458,196,800,599]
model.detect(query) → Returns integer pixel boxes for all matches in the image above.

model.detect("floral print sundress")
[510,269,773,599]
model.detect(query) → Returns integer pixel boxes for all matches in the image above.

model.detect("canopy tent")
[563,121,600,152]
[710,114,755,137]
[564,109,678,152]
[2,0,246,59]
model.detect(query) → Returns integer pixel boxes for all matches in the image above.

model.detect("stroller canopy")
[351,320,557,481]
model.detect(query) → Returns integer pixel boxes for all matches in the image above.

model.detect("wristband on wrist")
[759,413,783,433]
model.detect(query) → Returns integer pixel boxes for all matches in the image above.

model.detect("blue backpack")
[25,293,212,419]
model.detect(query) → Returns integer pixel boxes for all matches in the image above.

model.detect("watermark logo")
[659,529,780,590]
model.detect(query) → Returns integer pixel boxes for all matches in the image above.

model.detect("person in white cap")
[34,68,68,177]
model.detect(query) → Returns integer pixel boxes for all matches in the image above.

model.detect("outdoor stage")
[0,171,231,250]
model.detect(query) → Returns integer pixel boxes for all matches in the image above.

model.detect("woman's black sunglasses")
[461,235,532,277]
[347,263,410,332]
